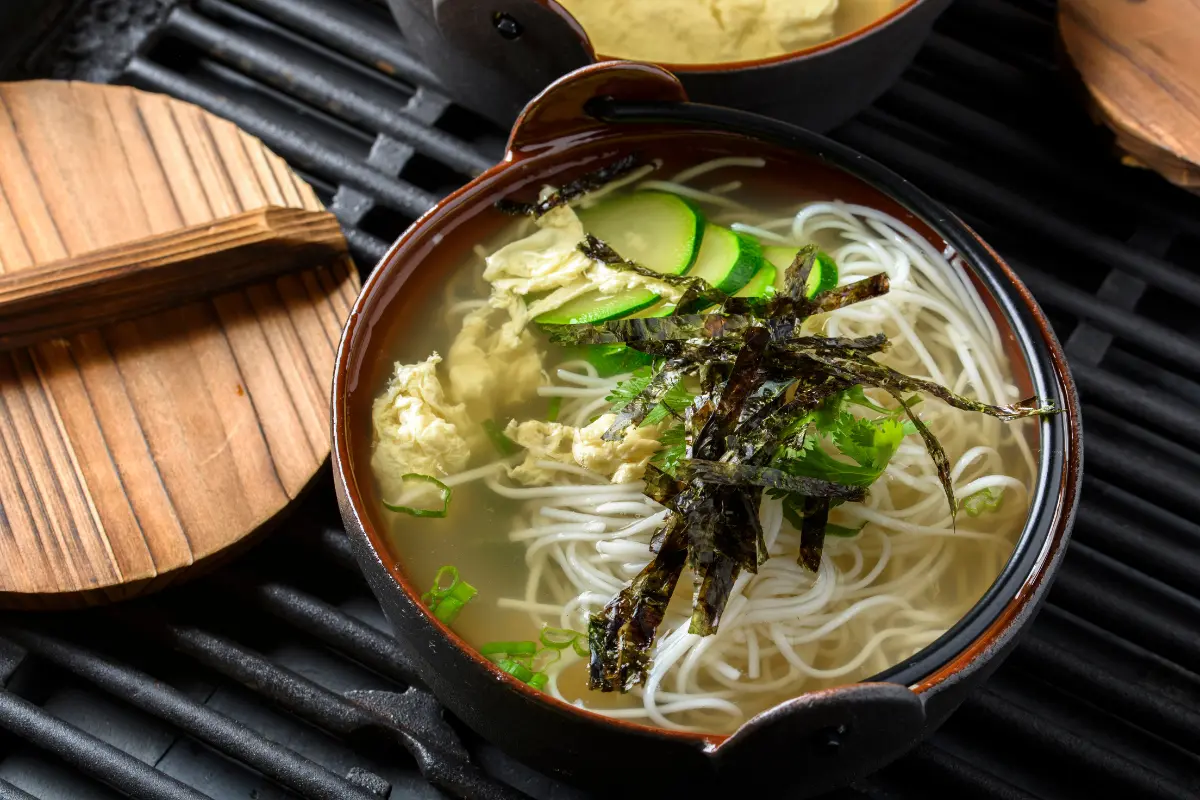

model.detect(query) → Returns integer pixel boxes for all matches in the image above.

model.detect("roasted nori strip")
[643,464,684,505]
[890,388,957,515]
[580,260,1058,691]
[496,154,644,218]
[810,351,1056,421]
[678,459,866,501]
[578,235,697,288]
[602,357,695,439]
[783,244,819,301]
[798,497,831,572]
[812,273,891,313]
[588,515,688,692]
[694,327,771,460]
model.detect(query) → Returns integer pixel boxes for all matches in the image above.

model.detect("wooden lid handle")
[0,206,348,352]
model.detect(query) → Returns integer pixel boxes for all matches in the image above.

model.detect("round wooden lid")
[1060,0,1200,193]
[0,81,360,607]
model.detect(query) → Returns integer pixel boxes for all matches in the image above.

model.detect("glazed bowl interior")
[334,119,1070,736]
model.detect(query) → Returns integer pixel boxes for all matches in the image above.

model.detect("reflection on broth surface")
[361,154,1046,734]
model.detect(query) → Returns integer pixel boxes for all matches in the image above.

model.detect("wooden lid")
[0,80,359,607]
[1059,0,1200,193]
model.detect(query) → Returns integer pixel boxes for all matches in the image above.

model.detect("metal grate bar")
[838,120,1200,305]
[0,779,38,800]
[246,581,425,688]
[1051,543,1200,675]
[225,0,443,89]
[1014,605,1200,753]
[124,56,439,217]
[0,629,383,800]
[166,3,490,175]
[0,690,209,800]
[875,81,1200,241]
[1074,477,1200,592]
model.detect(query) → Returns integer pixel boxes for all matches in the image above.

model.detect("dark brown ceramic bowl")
[332,62,1082,796]
[387,0,952,132]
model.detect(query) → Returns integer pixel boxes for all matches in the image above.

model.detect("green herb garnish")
[606,363,694,427]
[382,473,452,518]
[961,487,1004,517]
[421,566,476,625]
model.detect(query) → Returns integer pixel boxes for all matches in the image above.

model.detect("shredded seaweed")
[566,256,1055,687]
[678,459,866,501]
[496,154,644,217]
[798,497,831,572]
[783,244,818,301]
[588,517,688,692]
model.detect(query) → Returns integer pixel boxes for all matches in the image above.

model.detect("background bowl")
[332,62,1082,796]
[387,0,955,131]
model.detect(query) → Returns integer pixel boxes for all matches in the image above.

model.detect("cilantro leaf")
[649,425,686,476]
[607,366,693,427]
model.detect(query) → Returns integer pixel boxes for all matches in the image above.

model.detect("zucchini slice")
[763,246,839,298]
[688,225,763,295]
[579,191,703,276]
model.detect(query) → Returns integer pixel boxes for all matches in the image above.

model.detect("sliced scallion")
[420,565,476,625]
[497,658,535,683]
[382,473,451,518]
[480,640,538,658]
[539,627,585,650]
[528,672,549,691]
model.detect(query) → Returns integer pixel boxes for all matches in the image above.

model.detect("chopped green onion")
[482,419,522,456]
[533,647,562,670]
[382,473,452,518]
[497,658,535,683]
[420,565,476,625]
[572,636,589,659]
[539,627,585,650]
[480,640,538,658]
[528,672,549,691]
[547,396,562,422]
[961,487,1004,517]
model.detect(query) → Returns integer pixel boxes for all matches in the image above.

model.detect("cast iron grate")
[3,0,1200,797]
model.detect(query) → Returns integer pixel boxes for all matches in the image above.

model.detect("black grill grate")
[4,0,1200,798]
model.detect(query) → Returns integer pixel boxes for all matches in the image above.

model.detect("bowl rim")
[581,0,923,73]
[331,102,1082,744]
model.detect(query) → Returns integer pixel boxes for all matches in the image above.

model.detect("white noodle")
[432,159,1036,732]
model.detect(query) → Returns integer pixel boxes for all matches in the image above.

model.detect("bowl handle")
[710,682,926,793]
[432,0,594,104]
[506,61,690,156]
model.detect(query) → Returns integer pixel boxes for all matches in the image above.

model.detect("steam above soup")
[366,155,1052,734]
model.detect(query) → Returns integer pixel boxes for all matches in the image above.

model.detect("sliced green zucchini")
[630,301,675,318]
[763,246,839,298]
[534,287,659,325]
[579,191,703,276]
[734,261,777,298]
[535,193,704,325]
[688,226,763,295]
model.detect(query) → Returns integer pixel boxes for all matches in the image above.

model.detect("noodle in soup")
[366,156,1045,734]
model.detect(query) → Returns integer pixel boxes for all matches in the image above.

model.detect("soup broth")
[361,153,1040,734]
